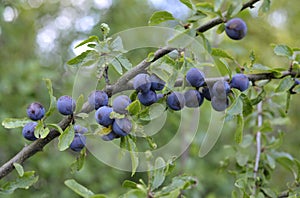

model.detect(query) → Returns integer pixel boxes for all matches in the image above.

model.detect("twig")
[253,101,263,195]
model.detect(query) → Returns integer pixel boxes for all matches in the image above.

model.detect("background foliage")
[1,0,300,197]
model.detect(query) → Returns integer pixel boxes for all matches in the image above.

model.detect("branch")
[0,0,264,180]
[253,101,263,195]
[196,0,261,33]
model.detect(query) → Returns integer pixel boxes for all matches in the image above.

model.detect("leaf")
[120,189,147,198]
[214,58,232,77]
[198,33,211,53]
[47,123,64,134]
[116,55,132,71]
[127,100,141,116]
[2,118,31,129]
[151,157,166,190]
[148,11,175,25]
[122,180,138,189]
[212,48,234,60]
[236,151,249,166]
[70,148,86,174]
[75,36,99,48]
[89,195,107,198]
[75,94,85,113]
[273,44,293,59]
[43,78,57,118]
[240,93,253,117]
[13,163,24,177]
[216,24,225,34]
[155,175,197,197]
[126,136,139,176]
[67,50,95,65]
[34,120,50,139]
[251,89,266,105]
[235,114,244,144]
[110,58,123,75]
[275,76,295,93]
[226,0,243,18]
[227,95,243,116]
[58,126,75,151]
[180,0,194,10]
[0,171,38,194]
[259,0,271,13]
[64,179,94,198]
[196,2,214,13]
[110,36,124,52]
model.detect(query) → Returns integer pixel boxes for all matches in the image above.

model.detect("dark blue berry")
[27,102,45,121]
[166,92,185,111]
[211,96,229,112]
[88,90,108,110]
[133,74,151,93]
[95,106,114,127]
[22,122,38,141]
[212,80,231,99]
[112,118,132,137]
[230,73,250,92]
[201,87,211,101]
[184,89,204,108]
[225,18,247,40]
[186,68,206,88]
[74,125,88,134]
[101,131,119,141]
[112,95,131,114]
[70,133,86,152]
[138,90,157,106]
[150,74,165,91]
[57,95,76,115]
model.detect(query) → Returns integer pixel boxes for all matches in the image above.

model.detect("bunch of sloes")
[91,91,133,141]
[133,73,165,106]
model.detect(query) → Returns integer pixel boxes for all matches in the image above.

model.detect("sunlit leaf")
[273,44,293,59]
[2,118,31,129]
[180,0,194,10]
[75,36,99,48]
[151,157,166,190]
[13,163,24,177]
[43,78,56,119]
[149,11,175,25]
[275,76,294,93]
[64,179,94,198]
[58,126,75,151]
[235,114,244,144]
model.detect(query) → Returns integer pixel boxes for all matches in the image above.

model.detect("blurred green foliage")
[1,0,300,197]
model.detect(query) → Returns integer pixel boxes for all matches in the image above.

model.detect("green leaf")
[275,76,295,93]
[70,148,86,173]
[0,171,38,194]
[116,55,132,71]
[64,179,94,198]
[273,44,293,59]
[180,0,194,10]
[122,180,138,189]
[240,93,253,117]
[43,78,56,118]
[216,24,225,34]
[212,48,233,60]
[214,58,232,77]
[148,11,175,25]
[58,126,75,151]
[67,50,94,65]
[259,0,271,13]
[155,175,197,197]
[127,100,141,116]
[2,118,31,129]
[227,95,243,116]
[110,58,123,75]
[151,157,166,190]
[110,36,124,52]
[34,120,50,139]
[47,123,64,134]
[120,189,147,198]
[251,89,266,105]
[75,36,99,48]
[75,94,85,113]
[198,33,211,53]
[235,114,244,144]
[126,136,139,176]
[236,151,249,166]
[226,1,243,17]
[196,2,214,13]
[266,154,276,169]
[13,163,24,177]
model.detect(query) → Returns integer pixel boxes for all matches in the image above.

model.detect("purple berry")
[133,74,151,93]
[186,68,206,88]
[211,80,231,99]
[74,125,88,134]
[95,106,114,127]
[26,102,45,121]
[166,92,185,111]
[22,122,38,141]
[112,95,131,114]
[201,87,211,101]
[70,133,86,152]
[57,95,76,115]
[101,131,119,141]
[184,89,204,108]
[225,18,247,40]
[150,74,165,91]
[230,73,250,92]
[88,90,109,110]
[112,118,132,137]
[138,90,157,106]
[211,96,229,112]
